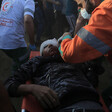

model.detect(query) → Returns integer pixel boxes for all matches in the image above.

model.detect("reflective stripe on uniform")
[77,28,111,54]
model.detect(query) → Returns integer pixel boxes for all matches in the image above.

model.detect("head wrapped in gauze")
[40,38,59,56]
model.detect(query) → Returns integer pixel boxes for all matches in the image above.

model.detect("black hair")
[85,0,96,14]
[78,3,82,8]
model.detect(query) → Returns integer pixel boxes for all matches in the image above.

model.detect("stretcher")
[21,51,109,112]
[21,51,44,112]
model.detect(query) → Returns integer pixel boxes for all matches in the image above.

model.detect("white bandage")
[81,8,91,20]
[40,38,59,56]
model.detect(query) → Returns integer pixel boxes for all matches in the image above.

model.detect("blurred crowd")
[33,0,79,46]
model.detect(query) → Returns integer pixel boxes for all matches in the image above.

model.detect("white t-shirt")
[0,0,35,49]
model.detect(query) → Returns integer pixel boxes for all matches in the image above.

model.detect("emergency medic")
[59,0,112,63]
[74,0,102,35]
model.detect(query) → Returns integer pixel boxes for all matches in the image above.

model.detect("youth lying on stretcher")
[5,38,105,112]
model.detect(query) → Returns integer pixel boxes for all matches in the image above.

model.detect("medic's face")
[91,0,101,7]
[42,44,59,57]
[95,0,101,6]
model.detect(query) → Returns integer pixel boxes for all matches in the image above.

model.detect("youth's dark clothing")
[5,55,103,111]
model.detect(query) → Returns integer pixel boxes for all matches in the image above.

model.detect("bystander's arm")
[24,15,35,45]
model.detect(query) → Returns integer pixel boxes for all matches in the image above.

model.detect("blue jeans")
[44,8,55,37]
[66,14,77,36]
[34,6,45,42]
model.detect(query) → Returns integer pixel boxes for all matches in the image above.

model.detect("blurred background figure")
[53,0,68,38]
[61,0,70,34]
[43,0,60,38]
[34,0,45,46]
[65,0,78,37]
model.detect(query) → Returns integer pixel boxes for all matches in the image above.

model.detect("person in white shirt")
[0,0,36,73]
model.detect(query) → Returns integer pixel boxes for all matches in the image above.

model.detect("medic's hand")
[62,32,71,37]
[29,44,37,51]
[31,85,60,109]
[58,32,71,44]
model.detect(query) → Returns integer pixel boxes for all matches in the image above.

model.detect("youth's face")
[42,44,59,57]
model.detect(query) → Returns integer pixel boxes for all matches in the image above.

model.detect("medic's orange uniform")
[59,0,112,63]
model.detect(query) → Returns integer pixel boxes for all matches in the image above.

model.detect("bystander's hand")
[58,32,71,44]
